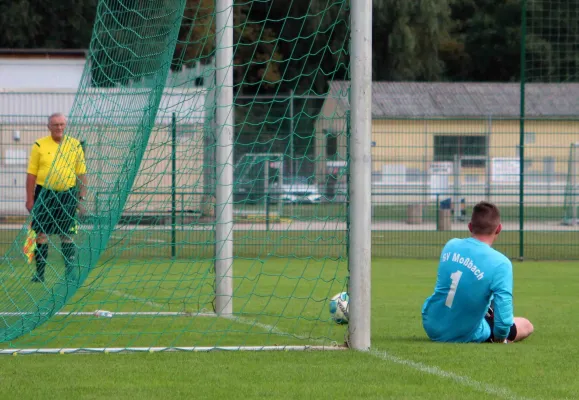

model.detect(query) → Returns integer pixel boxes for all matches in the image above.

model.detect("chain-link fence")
[2,87,579,260]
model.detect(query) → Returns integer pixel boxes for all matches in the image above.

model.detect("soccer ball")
[329,292,349,324]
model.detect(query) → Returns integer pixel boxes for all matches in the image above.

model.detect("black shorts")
[484,307,518,343]
[31,186,78,236]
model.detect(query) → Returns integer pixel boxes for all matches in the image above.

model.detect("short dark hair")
[470,201,501,235]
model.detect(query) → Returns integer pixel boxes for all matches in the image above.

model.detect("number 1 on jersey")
[445,270,463,308]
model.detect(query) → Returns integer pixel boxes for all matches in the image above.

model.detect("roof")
[0,88,208,125]
[328,81,579,118]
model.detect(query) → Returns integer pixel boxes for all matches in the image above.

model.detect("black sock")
[35,243,49,279]
[62,242,76,275]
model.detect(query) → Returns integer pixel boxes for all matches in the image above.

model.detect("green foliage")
[2,0,579,87]
[90,0,184,87]
[526,0,579,82]
[0,0,97,48]
[372,0,453,81]
[441,0,521,82]
[173,0,285,92]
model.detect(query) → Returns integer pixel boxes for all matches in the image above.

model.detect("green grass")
[2,228,579,260]
[252,202,568,223]
[0,257,576,399]
[4,202,566,223]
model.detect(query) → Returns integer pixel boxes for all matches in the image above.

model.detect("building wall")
[129,125,205,214]
[371,118,579,181]
[0,123,204,216]
[0,59,86,89]
[313,113,579,205]
[313,97,348,183]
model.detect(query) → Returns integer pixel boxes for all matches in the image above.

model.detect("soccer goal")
[0,0,371,354]
[563,143,579,226]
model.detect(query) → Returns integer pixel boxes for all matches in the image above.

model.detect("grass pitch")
[0,257,575,400]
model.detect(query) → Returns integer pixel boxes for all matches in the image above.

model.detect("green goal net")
[0,0,354,353]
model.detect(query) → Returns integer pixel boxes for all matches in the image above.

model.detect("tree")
[0,0,97,48]
[232,4,283,93]
[271,0,350,95]
[172,0,283,93]
[372,0,453,81]
[441,0,521,82]
[173,0,215,67]
[525,0,579,83]
[90,0,184,87]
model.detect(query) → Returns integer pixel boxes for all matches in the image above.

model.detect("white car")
[277,179,322,204]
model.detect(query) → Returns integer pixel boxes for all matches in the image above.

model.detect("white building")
[0,49,88,89]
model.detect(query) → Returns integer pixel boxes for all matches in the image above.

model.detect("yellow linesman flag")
[23,226,36,264]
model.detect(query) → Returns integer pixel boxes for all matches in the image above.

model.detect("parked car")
[275,177,322,204]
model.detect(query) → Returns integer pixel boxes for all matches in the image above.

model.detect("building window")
[434,135,487,168]
[327,134,338,160]
[525,132,535,145]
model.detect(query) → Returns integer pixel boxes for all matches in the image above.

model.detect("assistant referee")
[26,113,87,283]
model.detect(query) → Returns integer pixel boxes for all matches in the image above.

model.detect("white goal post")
[563,142,579,226]
[347,0,372,351]
[214,0,372,350]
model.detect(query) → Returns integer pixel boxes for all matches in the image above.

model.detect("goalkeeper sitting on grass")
[421,201,534,343]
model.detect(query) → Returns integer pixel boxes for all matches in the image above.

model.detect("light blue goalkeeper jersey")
[421,237,514,343]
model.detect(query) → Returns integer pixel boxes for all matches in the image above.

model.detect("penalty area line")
[369,349,534,400]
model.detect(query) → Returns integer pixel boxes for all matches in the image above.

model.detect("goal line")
[0,311,213,317]
[0,345,347,356]
[0,310,348,355]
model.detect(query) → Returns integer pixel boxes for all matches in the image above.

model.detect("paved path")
[1,220,577,232]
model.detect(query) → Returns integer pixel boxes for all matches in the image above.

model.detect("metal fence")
[1,102,578,261]
[365,116,579,260]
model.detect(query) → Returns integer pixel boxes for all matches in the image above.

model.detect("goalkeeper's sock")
[62,242,76,278]
[33,243,48,282]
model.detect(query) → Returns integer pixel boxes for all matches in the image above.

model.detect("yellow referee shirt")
[26,135,87,192]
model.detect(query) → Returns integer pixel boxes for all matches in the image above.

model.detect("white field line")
[369,349,534,400]
[110,234,166,244]
[105,289,169,309]
[105,290,334,343]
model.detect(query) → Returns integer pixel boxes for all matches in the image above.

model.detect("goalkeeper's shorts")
[483,306,518,343]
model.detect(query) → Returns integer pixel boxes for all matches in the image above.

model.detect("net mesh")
[523,0,579,250]
[0,0,352,350]
[526,0,579,84]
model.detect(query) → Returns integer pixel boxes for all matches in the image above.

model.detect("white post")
[453,154,461,221]
[214,0,234,316]
[348,0,372,351]
[486,116,492,201]
[289,89,295,178]
[573,143,578,224]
